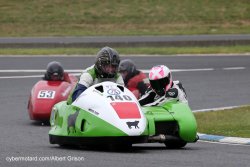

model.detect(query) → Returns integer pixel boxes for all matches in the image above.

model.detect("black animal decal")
[126,121,139,129]
[67,110,79,134]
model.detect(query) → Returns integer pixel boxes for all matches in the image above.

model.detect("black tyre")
[49,135,56,144]
[108,143,132,151]
[164,140,187,149]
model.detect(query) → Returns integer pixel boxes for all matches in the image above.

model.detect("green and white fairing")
[49,81,198,148]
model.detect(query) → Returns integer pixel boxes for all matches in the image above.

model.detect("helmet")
[95,46,120,78]
[118,59,137,83]
[149,65,172,96]
[44,61,64,81]
[118,59,136,74]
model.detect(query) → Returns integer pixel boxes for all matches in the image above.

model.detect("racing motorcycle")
[27,73,77,121]
[49,81,198,149]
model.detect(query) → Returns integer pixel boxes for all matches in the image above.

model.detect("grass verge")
[194,105,250,138]
[1,45,250,55]
[0,0,250,36]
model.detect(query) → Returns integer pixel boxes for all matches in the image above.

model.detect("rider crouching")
[67,46,124,104]
[139,65,188,106]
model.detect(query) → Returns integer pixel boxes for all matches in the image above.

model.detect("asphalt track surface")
[0,55,250,167]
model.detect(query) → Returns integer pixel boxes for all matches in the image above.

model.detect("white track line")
[223,67,245,70]
[0,69,82,73]
[0,75,44,79]
[193,105,240,112]
[0,73,81,79]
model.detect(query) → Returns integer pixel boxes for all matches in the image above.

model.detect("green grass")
[1,45,250,55]
[0,0,250,37]
[194,105,250,138]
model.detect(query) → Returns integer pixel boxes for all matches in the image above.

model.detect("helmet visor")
[99,56,118,76]
[118,64,127,72]
[101,64,117,74]
[150,76,170,96]
[49,72,62,81]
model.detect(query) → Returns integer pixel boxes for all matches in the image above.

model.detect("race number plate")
[37,90,56,99]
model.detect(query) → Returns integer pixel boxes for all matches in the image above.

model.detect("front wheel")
[164,140,187,149]
[108,143,132,151]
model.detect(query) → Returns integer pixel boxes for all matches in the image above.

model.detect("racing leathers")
[138,80,188,106]
[67,65,124,104]
[125,70,149,99]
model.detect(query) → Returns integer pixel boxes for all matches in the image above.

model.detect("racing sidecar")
[49,81,197,149]
[27,73,77,121]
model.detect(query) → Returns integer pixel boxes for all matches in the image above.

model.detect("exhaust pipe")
[148,134,166,142]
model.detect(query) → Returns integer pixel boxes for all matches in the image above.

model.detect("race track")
[0,55,249,167]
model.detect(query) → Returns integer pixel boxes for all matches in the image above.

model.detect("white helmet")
[149,65,173,96]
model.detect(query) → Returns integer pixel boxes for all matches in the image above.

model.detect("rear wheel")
[49,135,56,144]
[59,144,76,148]
[108,143,132,151]
[164,140,187,149]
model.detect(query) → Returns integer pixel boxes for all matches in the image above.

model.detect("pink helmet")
[149,65,173,96]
